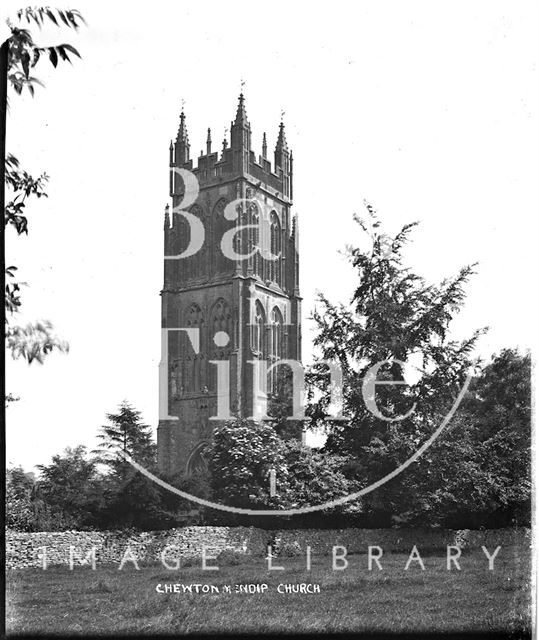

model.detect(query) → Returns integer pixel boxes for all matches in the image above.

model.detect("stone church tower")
[157,94,301,476]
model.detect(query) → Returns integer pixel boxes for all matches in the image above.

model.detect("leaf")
[57,45,68,62]
[71,9,87,26]
[62,44,81,59]
[58,10,70,27]
[48,47,58,68]
[6,154,20,169]
[45,9,59,26]
[66,11,78,29]
[21,52,30,79]
[28,76,45,88]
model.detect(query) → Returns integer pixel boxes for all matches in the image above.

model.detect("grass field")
[5,544,531,635]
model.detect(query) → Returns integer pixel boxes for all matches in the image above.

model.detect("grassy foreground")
[5,544,531,635]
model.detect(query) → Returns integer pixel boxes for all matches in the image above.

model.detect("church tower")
[157,94,301,476]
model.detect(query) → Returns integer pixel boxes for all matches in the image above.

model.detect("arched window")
[251,300,267,398]
[269,306,284,393]
[269,211,281,285]
[186,441,209,476]
[208,298,232,391]
[253,301,266,357]
[250,203,262,278]
[188,205,206,281]
[211,298,232,339]
[172,210,189,258]
[212,199,233,276]
[180,303,205,394]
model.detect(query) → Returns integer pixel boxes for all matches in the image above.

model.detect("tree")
[455,348,531,526]
[94,401,156,472]
[267,367,304,441]
[5,7,84,98]
[3,7,85,365]
[6,466,36,530]
[209,419,288,511]
[94,401,164,530]
[308,203,487,524]
[98,470,171,530]
[159,470,212,525]
[280,439,362,526]
[36,445,104,529]
[208,419,360,527]
[391,349,532,528]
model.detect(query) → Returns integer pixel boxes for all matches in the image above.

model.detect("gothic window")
[208,298,232,391]
[170,360,180,398]
[171,204,205,283]
[253,300,266,358]
[212,199,233,276]
[249,203,262,278]
[189,205,206,281]
[269,306,284,393]
[210,298,233,339]
[186,442,209,476]
[172,209,189,278]
[252,300,267,396]
[180,303,205,394]
[269,211,281,286]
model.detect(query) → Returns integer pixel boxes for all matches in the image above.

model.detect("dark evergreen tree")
[94,401,163,529]
[94,400,156,473]
[308,204,487,524]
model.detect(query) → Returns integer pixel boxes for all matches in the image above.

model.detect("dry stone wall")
[6,526,530,569]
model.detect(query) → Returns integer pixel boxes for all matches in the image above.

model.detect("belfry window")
[269,306,283,393]
[269,211,281,286]
[253,301,266,357]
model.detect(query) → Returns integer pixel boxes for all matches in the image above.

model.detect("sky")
[4,0,538,472]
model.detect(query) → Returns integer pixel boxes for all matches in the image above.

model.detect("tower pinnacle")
[275,120,288,153]
[175,109,190,164]
[234,92,249,126]
[274,117,291,195]
[177,110,189,143]
[230,93,251,162]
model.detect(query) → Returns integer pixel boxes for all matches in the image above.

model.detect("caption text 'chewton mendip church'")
[157,94,302,477]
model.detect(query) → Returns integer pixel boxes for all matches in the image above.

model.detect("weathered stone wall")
[5,527,268,569]
[272,527,531,555]
[6,526,530,570]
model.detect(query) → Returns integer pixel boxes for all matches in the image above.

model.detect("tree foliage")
[6,319,69,364]
[92,401,171,529]
[35,446,104,529]
[6,466,36,530]
[208,419,359,521]
[209,419,287,510]
[4,7,84,367]
[7,7,84,97]
[5,349,530,531]
[307,204,529,527]
[94,401,156,473]
[309,204,485,452]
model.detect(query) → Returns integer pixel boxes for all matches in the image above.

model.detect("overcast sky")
[4,0,538,471]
